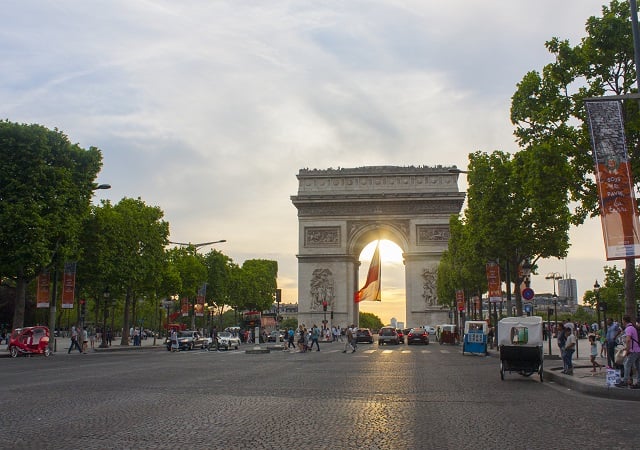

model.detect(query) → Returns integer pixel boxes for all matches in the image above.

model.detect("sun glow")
[358,240,406,325]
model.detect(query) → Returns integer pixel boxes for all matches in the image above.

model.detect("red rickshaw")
[8,326,51,358]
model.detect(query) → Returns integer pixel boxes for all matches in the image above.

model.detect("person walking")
[557,323,568,371]
[81,326,89,354]
[562,327,576,375]
[605,318,622,369]
[67,325,82,354]
[615,315,640,388]
[310,324,320,351]
[589,334,602,372]
[343,325,353,353]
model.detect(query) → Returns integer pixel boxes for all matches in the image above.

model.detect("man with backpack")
[615,316,640,388]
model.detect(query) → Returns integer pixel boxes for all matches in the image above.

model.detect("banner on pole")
[486,262,502,303]
[36,271,50,308]
[181,297,189,317]
[195,283,206,317]
[61,262,77,309]
[586,100,640,259]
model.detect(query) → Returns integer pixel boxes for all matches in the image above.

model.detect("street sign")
[522,287,534,301]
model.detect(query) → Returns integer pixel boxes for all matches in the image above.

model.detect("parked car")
[407,328,430,345]
[217,331,241,350]
[355,328,374,344]
[396,329,405,344]
[378,326,400,345]
[165,330,210,351]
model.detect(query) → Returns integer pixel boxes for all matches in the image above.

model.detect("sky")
[1,0,615,324]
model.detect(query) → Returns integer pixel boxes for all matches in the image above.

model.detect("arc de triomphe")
[291,166,465,328]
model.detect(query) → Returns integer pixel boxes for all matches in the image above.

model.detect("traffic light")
[322,301,327,312]
[275,288,281,303]
[80,299,86,317]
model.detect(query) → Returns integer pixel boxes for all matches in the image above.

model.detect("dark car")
[396,329,405,344]
[407,328,430,345]
[378,326,400,345]
[165,330,210,351]
[356,328,374,344]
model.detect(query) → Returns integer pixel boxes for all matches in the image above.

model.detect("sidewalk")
[504,338,640,401]
[48,335,165,354]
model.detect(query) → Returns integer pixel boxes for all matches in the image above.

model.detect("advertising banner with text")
[486,262,502,303]
[36,271,50,308]
[586,100,640,259]
[61,262,77,309]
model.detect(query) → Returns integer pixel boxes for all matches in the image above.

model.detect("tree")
[0,121,102,328]
[83,198,169,344]
[239,259,278,312]
[359,311,383,330]
[510,0,640,316]
[458,150,570,315]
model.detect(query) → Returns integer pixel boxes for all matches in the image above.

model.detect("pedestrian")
[615,315,640,388]
[605,318,622,369]
[343,325,354,353]
[67,325,82,354]
[557,323,568,371]
[89,328,96,349]
[488,326,495,349]
[562,327,576,375]
[211,326,218,351]
[287,327,295,350]
[311,324,320,351]
[297,325,306,352]
[589,334,602,372]
[82,326,89,354]
[170,328,178,352]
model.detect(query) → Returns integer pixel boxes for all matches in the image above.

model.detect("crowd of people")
[556,316,640,388]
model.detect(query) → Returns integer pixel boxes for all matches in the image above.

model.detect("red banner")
[36,271,50,308]
[486,262,502,303]
[195,283,206,317]
[586,100,640,259]
[181,298,189,317]
[61,262,77,309]
[456,290,465,312]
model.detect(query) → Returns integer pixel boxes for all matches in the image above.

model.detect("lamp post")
[545,272,562,333]
[99,287,110,348]
[169,239,226,252]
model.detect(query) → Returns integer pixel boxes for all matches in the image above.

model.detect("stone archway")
[291,166,464,328]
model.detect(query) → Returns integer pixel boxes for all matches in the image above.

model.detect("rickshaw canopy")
[497,316,543,348]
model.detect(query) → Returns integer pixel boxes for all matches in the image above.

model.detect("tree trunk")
[12,273,28,329]
[120,286,131,346]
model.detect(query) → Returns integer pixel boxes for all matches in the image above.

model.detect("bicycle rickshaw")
[7,326,51,358]
[438,324,460,345]
[462,320,488,355]
[498,316,543,382]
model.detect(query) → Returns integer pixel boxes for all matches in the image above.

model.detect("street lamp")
[169,240,227,252]
[99,287,110,348]
[594,280,605,334]
[545,272,562,332]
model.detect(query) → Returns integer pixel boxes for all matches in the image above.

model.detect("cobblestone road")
[1,342,638,449]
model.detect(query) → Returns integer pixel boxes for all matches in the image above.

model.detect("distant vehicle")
[217,331,241,350]
[424,326,436,336]
[407,328,430,345]
[355,328,374,344]
[378,326,400,345]
[396,329,405,344]
[267,331,285,342]
[165,330,210,351]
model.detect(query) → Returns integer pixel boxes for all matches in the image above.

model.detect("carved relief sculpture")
[422,267,438,306]
[310,268,335,311]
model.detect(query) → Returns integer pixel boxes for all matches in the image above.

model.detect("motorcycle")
[7,326,51,358]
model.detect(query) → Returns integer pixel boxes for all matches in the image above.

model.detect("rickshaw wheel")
[43,347,51,357]
[9,346,19,358]
[500,362,504,380]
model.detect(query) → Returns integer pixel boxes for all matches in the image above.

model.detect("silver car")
[216,331,240,350]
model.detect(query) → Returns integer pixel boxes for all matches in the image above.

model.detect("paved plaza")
[2,338,639,449]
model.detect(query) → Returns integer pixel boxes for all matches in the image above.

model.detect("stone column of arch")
[291,166,465,329]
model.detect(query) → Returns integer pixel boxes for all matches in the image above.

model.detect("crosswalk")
[178,346,464,357]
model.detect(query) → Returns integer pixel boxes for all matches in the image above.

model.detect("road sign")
[522,288,534,300]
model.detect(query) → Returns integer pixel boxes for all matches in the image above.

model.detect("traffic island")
[245,345,270,354]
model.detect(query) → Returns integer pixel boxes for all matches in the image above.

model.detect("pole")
[48,268,58,352]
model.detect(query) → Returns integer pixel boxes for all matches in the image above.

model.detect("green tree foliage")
[0,121,102,328]
[81,198,169,344]
[444,150,571,316]
[510,0,640,315]
[239,259,278,312]
[359,311,383,330]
